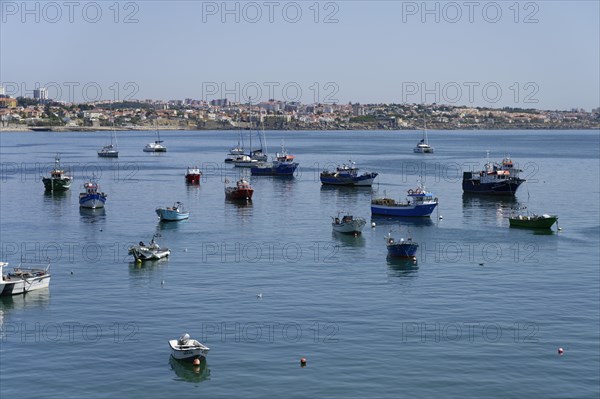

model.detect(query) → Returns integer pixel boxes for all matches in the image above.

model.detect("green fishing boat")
[509,213,558,229]
[42,154,72,191]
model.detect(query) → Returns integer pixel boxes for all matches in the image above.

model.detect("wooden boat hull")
[225,188,254,201]
[1,269,50,296]
[185,174,201,184]
[332,219,366,234]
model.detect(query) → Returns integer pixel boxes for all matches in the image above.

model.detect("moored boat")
[42,154,72,191]
[225,178,254,201]
[0,262,51,296]
[463,154,525,195]
[143,123,167,152]
[320,161,378,186]
[79,180,107,209]
[332,213,366,235]
[98,127,119,157]
[371,185,438,217]
[156,202,189,221]
[385,232,419,259]
[251,143,299,176]
[128,234,170,261]
[169,333,210,362]
[185,167,202,184]
[413,126,434,153]
[509,209,558,229]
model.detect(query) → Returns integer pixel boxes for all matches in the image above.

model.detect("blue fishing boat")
[385,231,418,259]
[462,154,525,195]
[320,161,378,186]
[78,180,107,209]
[371,185,438,217]
[251,143,299,176]
[156,202,189,221]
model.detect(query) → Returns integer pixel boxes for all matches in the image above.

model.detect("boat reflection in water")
[79,206,106,222]
[371,215,434,228]
[0,288,51,311]
[332,231,366,247]
[386,257,419,278]
[462,193,517,226]
[157,219,188,231]
[169,356,210,384]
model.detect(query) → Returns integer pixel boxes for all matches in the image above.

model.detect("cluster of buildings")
[1,86,598,130]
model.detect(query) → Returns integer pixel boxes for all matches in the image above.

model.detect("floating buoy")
[300,357,307,367]
[354,232,358,237]
[257,293,262,299]
[558,347,564,355]
[558,227,563,231]
[479,263,484,266]
[184,248,188,252]
[161,280,165,286]
[371,222,376,228]
[136,259,142,264]
[439,215,443,220]
[70,271,74,275]
[99,229,103,232]
[193,358,200,366]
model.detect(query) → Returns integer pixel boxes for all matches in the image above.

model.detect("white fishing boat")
[331,213,367,235]
[128,234,170,261]
[169,333,210,362]
[413,126,434,153]
[0,262,51,296]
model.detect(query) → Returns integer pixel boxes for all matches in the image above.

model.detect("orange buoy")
[558,347,564,355]
[193,358,200,365]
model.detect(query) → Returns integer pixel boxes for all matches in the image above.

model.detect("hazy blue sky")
[1,0,599,110]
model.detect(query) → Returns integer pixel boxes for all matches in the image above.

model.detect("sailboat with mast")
[144,121,167,152]
[413,124,434,153]
[98,107,119,157]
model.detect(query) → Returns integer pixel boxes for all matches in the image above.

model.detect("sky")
[1,0,599,110]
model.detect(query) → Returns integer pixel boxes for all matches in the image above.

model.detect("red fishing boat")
[185,166,202,184]
[225,178,254,201]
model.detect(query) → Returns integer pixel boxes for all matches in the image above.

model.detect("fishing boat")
[169,333,210,362]
[251,143,299,176]
[233,129,268,167]
[0,262,51,296]
[320,161,378,186]
[413,126,434,153]
[225,178,254,201]
[331,213,367,235]
[79,180,107,209]
[462,153,525,195]
[371,185,438,217]
[42,154,72,191]
[143,123,167,152]
[128,234,170,261]
[156,202,189,221]
[185,167,202,184]
[509,208,558,229]
[385,231,419,259]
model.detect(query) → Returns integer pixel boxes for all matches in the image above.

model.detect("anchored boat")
[185,167,202,184]
[156,202,189,221]
[463,154,525,195]
[320,161,378,186]
[371,185,438,217]
[385,231,419,259]
[225,178,254,201]
[169,333,210,362]
[251,143,299,176]
[332,213,367,235]
[79,180,107,209]
[128,234,170,261]
[42,154,72,191]
[0,262,51,296]
[509,208,558,229]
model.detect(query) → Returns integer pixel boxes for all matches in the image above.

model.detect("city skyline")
[1,1,599,110]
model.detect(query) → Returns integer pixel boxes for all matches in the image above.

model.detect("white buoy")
[257,293,262,299]
[371,222,376,228]
[184,248,188,252]
[439,215,443,220]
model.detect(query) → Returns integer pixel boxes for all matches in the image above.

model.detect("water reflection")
[371,215,434,228]
[386,257,419,278]
[0,289,51,312]
[79,207,106,222]
[332,231,366,247]
[169,356,210,384]
[157,219,188,230]
[462,194,517,226]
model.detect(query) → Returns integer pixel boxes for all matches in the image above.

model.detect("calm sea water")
[0,130,598,398]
